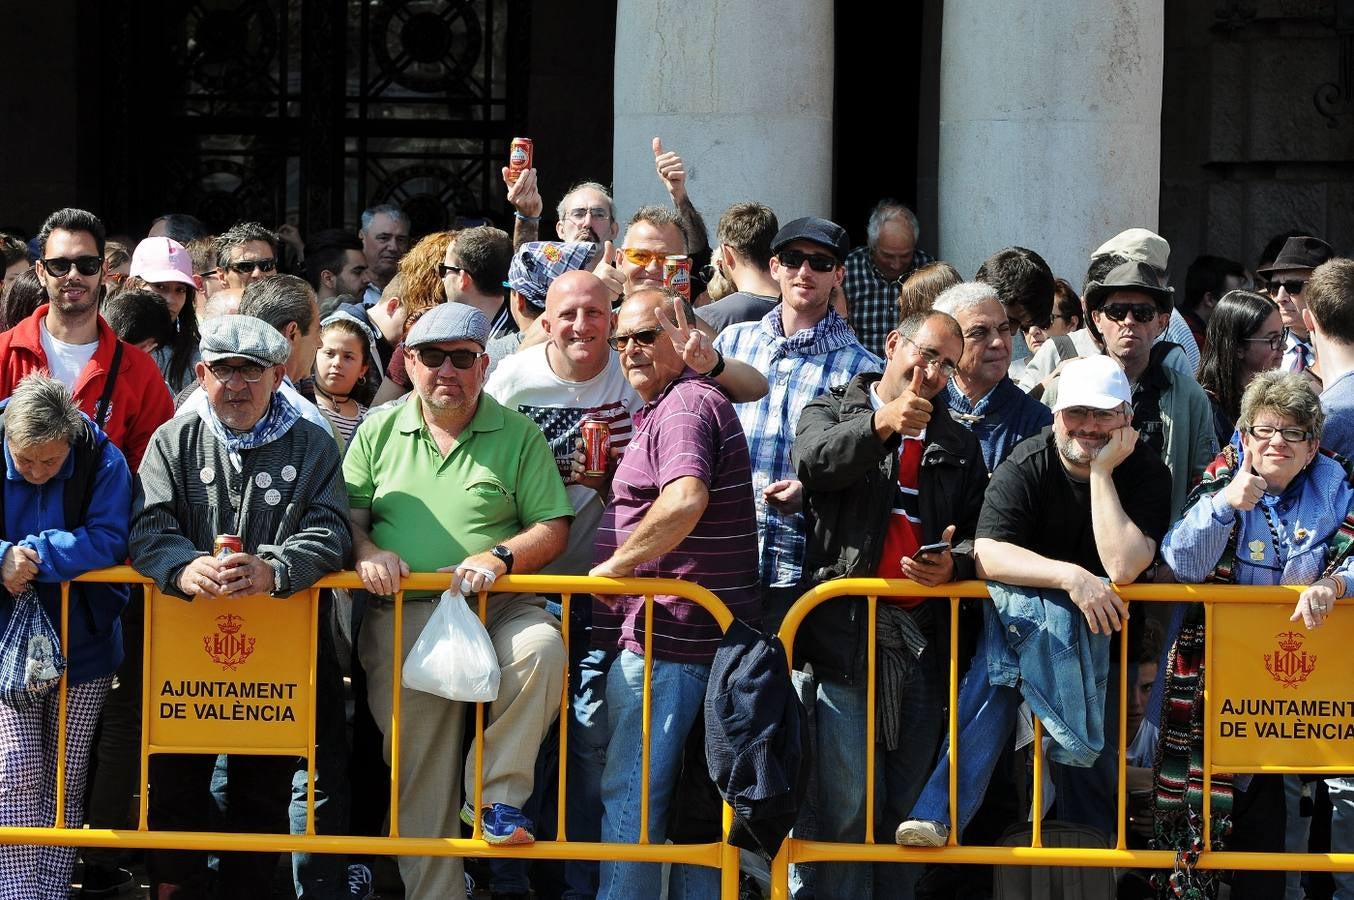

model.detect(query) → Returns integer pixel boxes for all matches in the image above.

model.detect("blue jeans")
[1048,661,1128,839]
[815,670,943,896]
[1330,777,1354,899]
[597,650,717,900]
[908,627,1021,836]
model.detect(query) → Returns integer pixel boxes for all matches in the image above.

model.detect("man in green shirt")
[345,302,572,899]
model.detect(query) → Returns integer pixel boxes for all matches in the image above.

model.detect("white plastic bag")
[402,590,500,702]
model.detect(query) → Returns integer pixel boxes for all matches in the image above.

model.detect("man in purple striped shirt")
[590,286,759,898]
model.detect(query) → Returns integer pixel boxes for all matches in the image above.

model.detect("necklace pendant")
[1248,539,1266,562]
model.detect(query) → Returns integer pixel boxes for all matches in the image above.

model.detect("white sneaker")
[895,819,949,847]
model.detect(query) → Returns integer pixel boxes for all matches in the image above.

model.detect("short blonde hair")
[1238,370,1324,441]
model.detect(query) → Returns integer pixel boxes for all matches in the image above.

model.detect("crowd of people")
[1,137,1353,900]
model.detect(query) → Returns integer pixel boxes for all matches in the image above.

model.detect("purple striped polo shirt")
[593,373,761,662]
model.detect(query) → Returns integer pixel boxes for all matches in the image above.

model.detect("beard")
[1058,432,1107,465]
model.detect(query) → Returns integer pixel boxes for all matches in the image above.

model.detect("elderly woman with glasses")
[1196,290,1286,448]
[0,373,132,898]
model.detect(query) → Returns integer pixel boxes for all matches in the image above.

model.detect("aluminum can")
[663,255,691,300]
[507,137,533,184]
[213,534,243,560]
[580,419,610,477]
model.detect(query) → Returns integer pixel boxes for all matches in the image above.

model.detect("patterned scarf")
[198,390,301,472]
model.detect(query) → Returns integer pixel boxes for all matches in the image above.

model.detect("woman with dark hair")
[1020,277,1083,358]
[0,232,29,301]
[1197,289,1284,447]
[122,238,201,393]
[1,269,45,332]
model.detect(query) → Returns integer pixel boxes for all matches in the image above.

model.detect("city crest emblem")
[203,614,256,671]
[1264,630,1316,689]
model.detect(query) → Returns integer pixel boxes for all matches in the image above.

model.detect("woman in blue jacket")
[0,372,132,899]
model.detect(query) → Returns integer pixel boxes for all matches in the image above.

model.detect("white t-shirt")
[485,342,642,509]
[39,321,99,390]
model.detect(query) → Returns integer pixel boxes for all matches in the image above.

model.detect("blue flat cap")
[405,302,490,349]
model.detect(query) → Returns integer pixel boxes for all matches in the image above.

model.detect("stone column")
[611,0,834,240]
[937,0,1164,282]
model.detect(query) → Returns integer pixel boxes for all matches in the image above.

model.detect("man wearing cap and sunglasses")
[1042,260,1216,521]
[0,207,174,471]
[212,221,280,292]
[1257,235,1335,381]
[715,216,882,631]
[345,302,573,899]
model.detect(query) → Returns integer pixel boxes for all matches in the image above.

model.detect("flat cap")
[199,314,291,367]
[771,216,851,263]
[405,302,490,349]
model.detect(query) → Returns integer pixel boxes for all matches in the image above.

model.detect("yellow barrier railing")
[5,570,1354,899]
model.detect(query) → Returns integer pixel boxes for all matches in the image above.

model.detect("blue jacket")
[0,416,132,684]
[984,581,1110,767]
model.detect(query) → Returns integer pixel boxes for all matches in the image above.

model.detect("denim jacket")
[984,581,1110,767]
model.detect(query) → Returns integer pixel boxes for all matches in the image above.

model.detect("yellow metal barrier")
[0,568,741,897]
[771,578,1354,900]
[8,570,1354,899]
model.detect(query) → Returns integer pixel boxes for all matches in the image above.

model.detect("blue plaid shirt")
[715,305,882,588]
[842,244,936,357]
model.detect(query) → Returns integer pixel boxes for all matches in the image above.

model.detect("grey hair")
[866,199,921,248]
[555,181,617,224]
[896,309,962,344]
[1238,370,1325,442]
[240,274,317,335]
[5,372,86,449]
[359,204,410,233]
[932,281,1001,319]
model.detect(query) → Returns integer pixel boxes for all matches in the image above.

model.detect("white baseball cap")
[1052,355,1133,413]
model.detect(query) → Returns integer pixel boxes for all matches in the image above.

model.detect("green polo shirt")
[344,393,573,595]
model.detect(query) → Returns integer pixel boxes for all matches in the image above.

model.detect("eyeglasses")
[1013,315,1053,333]
[40,255,102,277]
[608,328,662,351]
[901,336,956,378]
[208,363,266,383]
[413,348,485,369]
[1244,424,1313,443]
[776,249,838,273]
[1243,331,1288,352]
[438,263,467,278]
[621,248,667,267]
[1061,406,1123,425]
[566,207,612,223]
[1267,278,1307,297]
[1099,302,1158,324]
[225,258,277,275]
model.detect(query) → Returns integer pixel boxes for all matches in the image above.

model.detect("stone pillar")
[611,0,834,241]
[937,0,1164,282]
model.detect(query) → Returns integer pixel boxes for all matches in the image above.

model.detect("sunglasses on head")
[1266,278,1307,297]
[40,255,102,277]
[608,328,662,351]
[414,347,484,369]
[1099,302,1158,324]
[226,258,277,275]
[776,249,838,273]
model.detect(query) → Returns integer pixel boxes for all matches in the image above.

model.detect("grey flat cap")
[405,302,490,349]
[199,314,291,367]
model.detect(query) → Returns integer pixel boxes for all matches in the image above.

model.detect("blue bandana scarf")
[198,391,302,471]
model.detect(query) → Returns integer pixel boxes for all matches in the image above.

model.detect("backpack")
[0,406,106,532]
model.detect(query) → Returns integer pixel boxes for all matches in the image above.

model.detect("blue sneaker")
[460,800,536,846]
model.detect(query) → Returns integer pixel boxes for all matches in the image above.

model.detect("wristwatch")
[490,544,514,574]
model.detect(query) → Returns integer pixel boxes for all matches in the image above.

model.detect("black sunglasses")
[226,258,277,275]
[1099,302,1158,324]
[438,263,468,278]
[608,328,662,351]
[414,347,484,369]
[1266,278,1307,297]
[40,255,102,277]
[776,249,838,273]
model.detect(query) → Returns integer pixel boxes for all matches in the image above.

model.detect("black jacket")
[791,372,988,684]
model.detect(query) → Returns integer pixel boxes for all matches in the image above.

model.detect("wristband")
[514,212,540,222]
[703,349,726,379]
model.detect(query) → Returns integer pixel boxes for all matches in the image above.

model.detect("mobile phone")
[914,540,951,559]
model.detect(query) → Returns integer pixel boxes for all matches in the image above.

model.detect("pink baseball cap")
[130,236,195,287]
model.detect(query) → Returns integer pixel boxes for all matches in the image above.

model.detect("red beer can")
[663,255,691,300]
[213,533,243,560]
[507,137,533,184]
[580,419,610,477]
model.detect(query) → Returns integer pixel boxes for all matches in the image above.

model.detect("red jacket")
[0,305,174,470]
